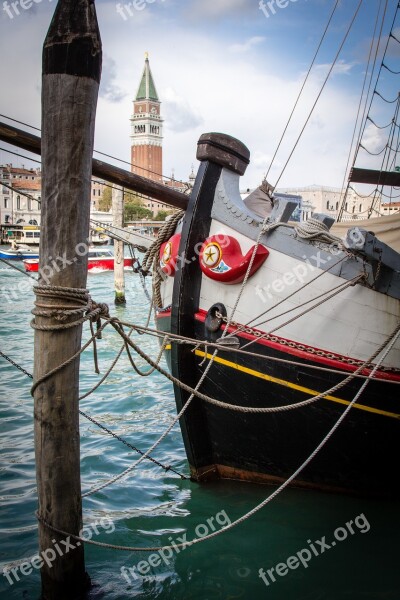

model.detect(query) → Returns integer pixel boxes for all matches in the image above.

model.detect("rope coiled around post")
[30,285,111,393]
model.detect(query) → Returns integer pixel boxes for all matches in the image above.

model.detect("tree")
[123,190,143,205]
[124,203,153,221]
[154,210,173,221]
[98,185,111,211]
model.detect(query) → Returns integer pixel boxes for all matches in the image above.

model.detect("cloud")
[162,88,204,133]
[360,122,387,154]
[309,60,355,83]
[99,55,127,103]
[229,36,266,54]
[184,0,252,20]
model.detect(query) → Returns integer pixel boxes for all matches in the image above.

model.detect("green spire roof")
[135,54,159,102]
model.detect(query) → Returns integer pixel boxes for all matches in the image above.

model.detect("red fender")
[199,235,269,284]
[159,233,181,276]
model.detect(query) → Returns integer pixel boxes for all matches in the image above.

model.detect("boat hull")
[158,309,399,497]
[23,257,134,272]
[0,250,39,260]
[154,133,400,498]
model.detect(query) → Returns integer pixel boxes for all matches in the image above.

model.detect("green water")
[0,260,398,599]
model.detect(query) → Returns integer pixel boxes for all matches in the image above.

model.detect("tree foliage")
[124,203,153,221]
[154,210,173,221]
[98,185,111,211]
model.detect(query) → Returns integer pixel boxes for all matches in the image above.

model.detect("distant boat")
[23,249,135,272]
[0,245,39,260]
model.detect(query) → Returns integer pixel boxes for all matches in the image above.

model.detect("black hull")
[155,133,400,498]
[158,312,400,498]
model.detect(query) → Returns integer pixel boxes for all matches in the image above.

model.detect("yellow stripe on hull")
[191,349,400,420]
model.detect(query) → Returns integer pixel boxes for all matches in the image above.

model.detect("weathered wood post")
[112,185,126,304]
[33,1,101,598]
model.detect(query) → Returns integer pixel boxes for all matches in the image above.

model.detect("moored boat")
[0,245,39,260]
[150,132,400,498]
[23,249,135,272]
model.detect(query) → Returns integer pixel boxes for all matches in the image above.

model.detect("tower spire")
[135,53,159,102]
[130,54,163,185]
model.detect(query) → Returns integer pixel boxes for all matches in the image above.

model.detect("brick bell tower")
[130,53,163,182]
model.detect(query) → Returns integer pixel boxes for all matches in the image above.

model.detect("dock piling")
[112,185,126,304]
[33,1,102,598]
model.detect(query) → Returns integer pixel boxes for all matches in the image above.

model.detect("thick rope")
[97,320,400,379]
[30,286,112,395]
[109,319,398,414]
[141,210,184,309]
[81,224,272,497]
[294,217,344,246]
[35,322,400,552]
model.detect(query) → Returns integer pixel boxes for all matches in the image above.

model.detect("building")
[380,201,400,215]
[91,177,106,210]
[0,163,106,225]
[0,165,41,225]
[277,185,375,221]
[130,53,163,183]
[130,54,187,217]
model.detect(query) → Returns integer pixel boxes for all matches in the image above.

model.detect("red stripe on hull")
[193,309,400,382]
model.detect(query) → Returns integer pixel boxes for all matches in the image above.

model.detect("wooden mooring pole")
[112,185,126,305]
[33,1,101,599]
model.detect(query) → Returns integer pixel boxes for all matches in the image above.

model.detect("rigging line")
[108,318,400,380]
[0,114,40,131]
[273,0,365,190]
[337,0,386,221]
[239,254,347,331]
[390,31,400,43]
[382,62,400,74]
[340,0,395,220]
[381,189,400,199]
[0,147,41,164]
[0,113,182,184]
[360,141,400,155]
[265,0,341,180]
[353,0,398,157]
[226,269,355,343]
[33,324,400,554]
[93,149,181,184]
[0,180,40,202]
[0,154,171,206]
[374,90,400,103]
[240,274,365,352]
[348,185,380,198]
[0,350,187,478]
[359,7,400,222]
[367,115,400,129]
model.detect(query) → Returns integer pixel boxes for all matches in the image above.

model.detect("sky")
[0,0,399,190]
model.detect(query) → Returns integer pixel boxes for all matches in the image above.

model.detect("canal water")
[0,259,398,599]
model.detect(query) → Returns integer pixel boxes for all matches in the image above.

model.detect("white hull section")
[160,220,400,369]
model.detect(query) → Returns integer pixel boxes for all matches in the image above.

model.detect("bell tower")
[130,53,163,182]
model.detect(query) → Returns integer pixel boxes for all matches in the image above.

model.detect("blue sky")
[0,0,399,189]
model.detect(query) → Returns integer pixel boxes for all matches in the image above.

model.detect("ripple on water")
[0,268,399,600]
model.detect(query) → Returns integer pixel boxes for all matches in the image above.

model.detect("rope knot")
[88,299,110,321]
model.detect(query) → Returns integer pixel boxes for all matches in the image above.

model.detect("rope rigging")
[0,349,188,479]
[2,234,399,556]
[338,0,400,221]
[32,321,400,553]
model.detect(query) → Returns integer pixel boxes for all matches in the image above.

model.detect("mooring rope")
[34,321,400,552]
[141,210,184,309]
[0,349,188,480]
